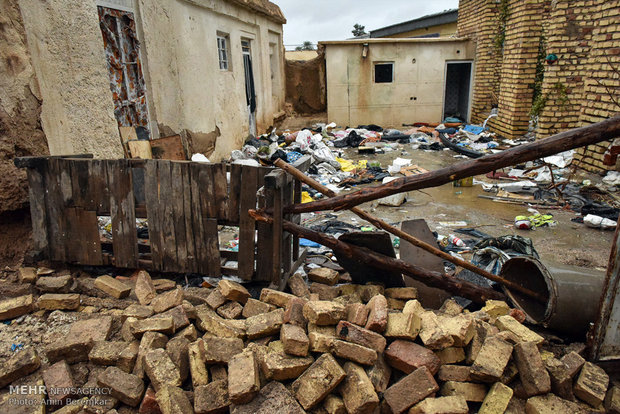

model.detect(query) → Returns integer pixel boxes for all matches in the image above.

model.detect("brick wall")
[459,0,620,173]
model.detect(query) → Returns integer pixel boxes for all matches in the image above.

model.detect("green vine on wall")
[494,0,509,52]
[530,82,570,118]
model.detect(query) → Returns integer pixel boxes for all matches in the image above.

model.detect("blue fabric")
[286,151,303,163]
[463,125,485,134]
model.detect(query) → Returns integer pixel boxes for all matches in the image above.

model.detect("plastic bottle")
[448,234,466,247]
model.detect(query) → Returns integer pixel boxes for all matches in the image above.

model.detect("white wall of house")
[323,39,474,127]
[17,0,286,161]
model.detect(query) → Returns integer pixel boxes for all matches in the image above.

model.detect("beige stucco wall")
[137,0,286,161]
[18,0,124,158]
[324,39,474,127]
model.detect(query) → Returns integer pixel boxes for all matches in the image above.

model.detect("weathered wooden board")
[150,135,185,160]
[238,166,258,280]
[107,159,138,268]
[27,160,48,257]
[144,160,163,271]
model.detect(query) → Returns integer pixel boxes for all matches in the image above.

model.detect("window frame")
[374,62,395,83]
[217,33,230,71]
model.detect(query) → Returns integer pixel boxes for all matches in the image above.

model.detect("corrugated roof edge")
[369,9,458,38]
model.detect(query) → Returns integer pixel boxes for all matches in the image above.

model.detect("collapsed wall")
[285,48,327,115]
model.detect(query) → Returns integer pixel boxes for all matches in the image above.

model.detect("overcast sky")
[276,0,460,49]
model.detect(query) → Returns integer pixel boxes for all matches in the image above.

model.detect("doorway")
[443,61,473,123]
[242,39,257,136]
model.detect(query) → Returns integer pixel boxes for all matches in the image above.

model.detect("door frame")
[442,60,474,123]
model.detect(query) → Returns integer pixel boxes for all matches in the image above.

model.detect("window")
[375,62,394,83]
[217,34,230,70]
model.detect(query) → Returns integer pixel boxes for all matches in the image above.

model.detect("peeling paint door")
[98,5,150,138]
[242,40,257,136]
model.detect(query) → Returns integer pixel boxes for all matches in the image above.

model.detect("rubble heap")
[0,268,617,414]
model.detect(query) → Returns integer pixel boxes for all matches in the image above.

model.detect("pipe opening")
[500,257,551,323]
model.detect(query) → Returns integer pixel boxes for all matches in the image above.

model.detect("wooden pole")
[274,159,547,303]
[250,209,506,304]
[286,115,620,214]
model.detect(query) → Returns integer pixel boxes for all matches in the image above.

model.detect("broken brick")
[139,387,161,414]
[123,304,155,321]
[202,336,245,364]
[359,284,384,302]
[495,315,544,345]
[118,341,140,373]
[94,275,131,298]
[135,270,157,305]
[18,267,38,284]
[366,352,391,393]
[0,294,34,320]
[144,348,182,391]
[89,341,126,366]
[130,316,175,337]
[561,351,586,378]
[336,320,386,353]
[291,353,346,410]
[331,339,377,366]
[385,287,417,301]
[283,297,308,328]
[514,341,551,397]
[440,314,475,347]
[309,331,336,353]
[323,394,346,414]
[308,267,340,286]
[231,381,305,414]
[544,356,575,400]
[288,273,311,298]
[195,305,245,338]
[242,298,276,318]
[156,385,193,414]
[36,274,72,293]
[0,348,40,388]
[42,360,75,404]
[435,346,466,365]
[281,323,309,356]
[217,301,243,319]
[346,302,369,326]
[218,280,250,304]
[479,382,513,414]
[365,294,388,333]
[440,381,487,402]
[228,350,260,404]
[383,366,439,414]
[573,361,609,407]
[133,331,168,378]
[37,293,80,310]
[384,311,420,340]
[188,340,209,388]
[260,288,296,308]
[303,300,346,325]
[206,289,227,309]
[339,362,379,414]
[166,336,190,382]
[419,311,455,350]
[385,339,441,375]
[245,308,285,339]
[151,287,184,314]
[98,366,145,407]
[437,365,471,382]
[470,335,513,382]
[310,282,341,300]
[194,380,230,414]
[261,352,314,381]
[410,396,468,414]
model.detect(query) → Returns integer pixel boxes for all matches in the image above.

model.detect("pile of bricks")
[0,266,618,413]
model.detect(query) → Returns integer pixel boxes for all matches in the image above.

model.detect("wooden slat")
[26,161,49,258]
[158,161,178,271]
[79,208,103,265]
[190,163,208,273]
[63,208,80,262]
[144,160,163,271]
[293,178,302,260]
[237,166,258,280]
[58,158,73,207]
[88,159,110,213]
[255,187,272,282]
[205,218,221,276]
[45,158,66,262]
[171,162,188,272]
[181,163,196,273]
[107,159,138,268]
[69,159,90,208]
[212,163,229,220]
[228,163,242,223]
[282,175,294,275]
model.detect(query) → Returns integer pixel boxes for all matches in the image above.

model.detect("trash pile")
[0,267,615,413]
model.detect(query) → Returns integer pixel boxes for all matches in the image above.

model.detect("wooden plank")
[292,178,302,260]
[205,218,221,277]
[270,178,284,288]
[150,134,186,160]
[144,160,163,271]
[255,187,272,282]
[282,175,294,275]
[182,163,197,273]
[88,159,110,213]
[170,162,188,272]
[212,163,229,220]
[63,208,80,263]
[69,159,90,208]
[107,159,138,268]
[26,162,49,258]
[58,158,73,206]
[79,208,103,265]
[237,166,258,280]
[158,161,178,271]
[228,163,242,224]
[128,140,153,159]
[45,158,66,262]
[199,163,217,218]
[190,163,208,274]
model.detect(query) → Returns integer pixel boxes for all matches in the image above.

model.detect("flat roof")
[369,9,458,38]
[319,37,468,46]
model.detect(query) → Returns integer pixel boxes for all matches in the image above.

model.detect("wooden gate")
[15,155,308,287]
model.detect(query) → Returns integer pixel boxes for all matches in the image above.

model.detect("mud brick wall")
[285,49,327,115]
[459,0,620,173]
[457,0,502,125]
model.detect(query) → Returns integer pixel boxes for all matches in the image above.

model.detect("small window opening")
[375,63,394,83]
[217,34,230,70]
